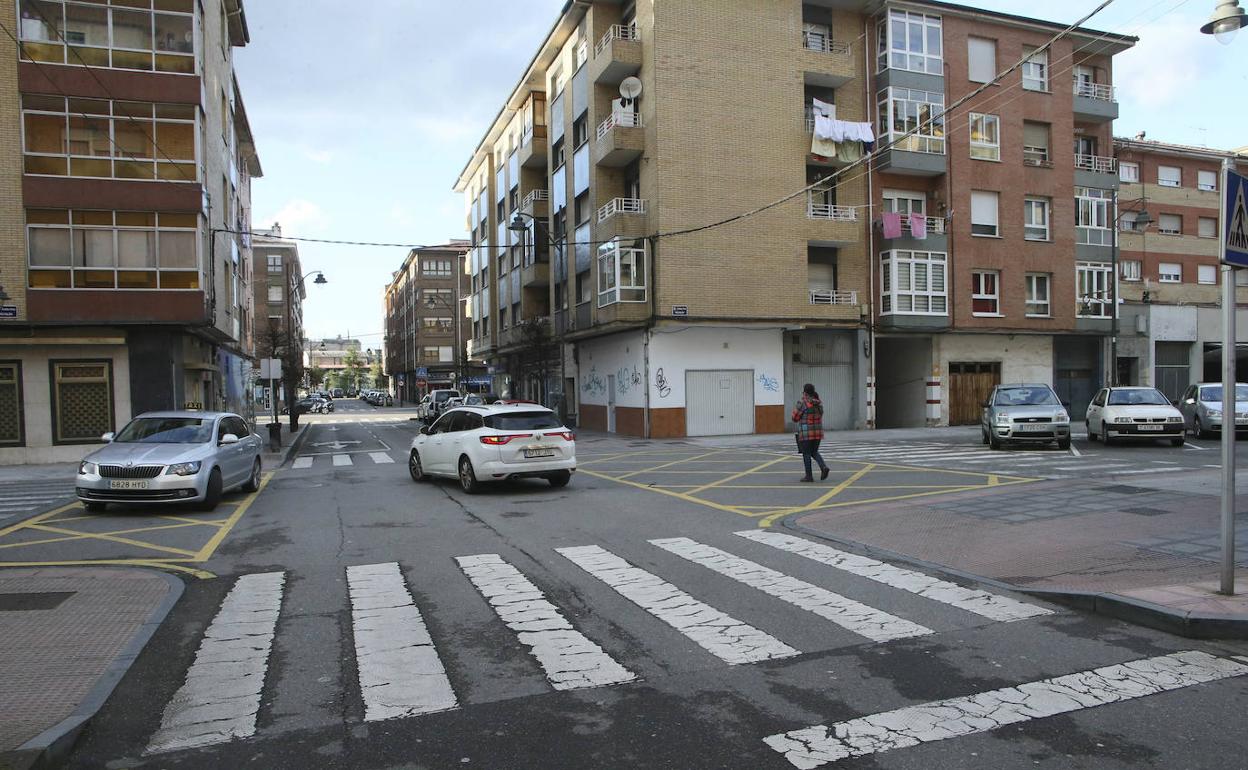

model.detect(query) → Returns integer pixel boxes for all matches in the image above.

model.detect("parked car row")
[982,381,1248,450]
[283,395,333,414]
[360,389,393,406]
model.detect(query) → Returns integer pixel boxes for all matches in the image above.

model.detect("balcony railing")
[595,23,638,56]
[809,289,858,305]
[806,197,857,221]
[879,215,945,235]
[1073,80,1116,102]
[802,31,851,54]
[598,197,646,222]
[1075,154,1117,174]
[596,110,642,140]
[521,189,548,209]
[1023,146,1053,168]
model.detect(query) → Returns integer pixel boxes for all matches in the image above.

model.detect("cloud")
[304,148,333,165]
[259,199,329,235]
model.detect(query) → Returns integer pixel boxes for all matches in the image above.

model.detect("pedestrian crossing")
[0,480,75,524]
[291,451,402,469]
[147,531,1058,755]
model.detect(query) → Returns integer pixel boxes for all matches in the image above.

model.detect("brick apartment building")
[1113,136,1248,400]
[0,0,260,462]
[382,242,484,403]
[454,0,1136,437]
[252,224,306,414]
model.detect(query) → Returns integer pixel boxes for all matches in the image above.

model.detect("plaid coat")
[792,395,824,442]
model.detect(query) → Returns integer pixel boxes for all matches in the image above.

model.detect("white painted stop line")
[346,562,457,721]
[456,553,635,689]
[736,531,1052,623]
[651,538,932,643]
[556,544,798,665]
[764,651,1248,768]
[147,572,285,754]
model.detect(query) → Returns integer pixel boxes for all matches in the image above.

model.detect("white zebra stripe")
[332,454,353,466]
[556,544,798,665]
[369,452,395,464]
[292,457,313,469]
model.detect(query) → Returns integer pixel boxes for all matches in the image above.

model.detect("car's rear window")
[485,412,561,430]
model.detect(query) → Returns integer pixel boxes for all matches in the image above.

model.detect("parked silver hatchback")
[981,383,1071,450]
[1177,382,1248,438]
[75,411,263,512]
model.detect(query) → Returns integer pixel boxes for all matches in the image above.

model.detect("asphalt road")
[58,408,1248,769]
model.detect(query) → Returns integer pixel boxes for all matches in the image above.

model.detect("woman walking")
[792,383,829,482]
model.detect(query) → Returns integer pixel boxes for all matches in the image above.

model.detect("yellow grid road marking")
[0,519,218,551]
[616,450,724,480]
[684,455,792,495]
[27,523,200,557]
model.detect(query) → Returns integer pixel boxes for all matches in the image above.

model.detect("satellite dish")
[619,77,643,100]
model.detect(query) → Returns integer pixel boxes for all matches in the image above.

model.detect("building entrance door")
[948,362,1000,425]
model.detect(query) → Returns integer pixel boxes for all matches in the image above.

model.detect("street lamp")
[1201,0,1248,43]
[509,211,567,419]
[424,291,464,395]
[284,269,327,431]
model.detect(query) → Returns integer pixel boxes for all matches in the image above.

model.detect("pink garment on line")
[881,212,903,239]
[909,212,927,239]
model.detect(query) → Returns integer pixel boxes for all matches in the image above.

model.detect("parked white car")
[1085,386,1185,446]
[408,405,575,493]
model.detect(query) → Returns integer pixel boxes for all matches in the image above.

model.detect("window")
[876,88,945,154]
[1199,217,1218,238]
[551,136,565,169]
[880,250,948,315]
[1075,187,1113,246]
[1025,273,1051,317]
[422,259,453,277]
[26,208,198,290]
[577,269,592,304]
[438,346,453,362]
[1024,197,1050,241]
[572,114,588,148]
[1076,263,1112,318]
[1158,214,1182,235]
[882,189,926,216]
[1158,165,1181,188]
[22,94,197,181]
[51,360,113,445]
[575,39,588,68]
[574,192,590,225]
[968,113,999,161]
[422,288,453,307]
[1022,121,1050,166]
[267,285,283,303]
[1159,263,1182,283]
[803,22,831,51]
[19,0,196,74]
[971,270,999,315]
[266,254,282,273]
[967,38,996,83]
[1121,260,1142,281]
[1119,161,1139,183]
[1199,265,1218,285]
[877,9,942,74]
[0,363,25,446]
[1198,169,1218,192]
[423,317,453,332]
[596,239,647,306]
[1022,46,1048,90]
[971,191,999,236]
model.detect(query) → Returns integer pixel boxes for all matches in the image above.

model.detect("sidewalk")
[791,468,1248,639]
[0,567,181,769]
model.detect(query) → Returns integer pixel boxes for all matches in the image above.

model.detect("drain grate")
[0,591,75,611]
[1123,506,1170,517]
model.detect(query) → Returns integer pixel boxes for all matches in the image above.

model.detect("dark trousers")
[799,439,828,478]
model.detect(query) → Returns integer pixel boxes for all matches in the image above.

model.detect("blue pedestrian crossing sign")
[1225,168,1248,267]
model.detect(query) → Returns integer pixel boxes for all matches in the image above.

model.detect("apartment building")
[381,241,484,402]
[454,0,1133,437]
[0,0,259,462]
[1113,137,1248,400]
[252,224,304,414]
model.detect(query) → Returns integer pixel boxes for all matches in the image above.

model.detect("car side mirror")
[981,400,990,409]
[420,426,431,435]
[101,432,114,443]
[1062,401,1071,409]
[220,434,240,445]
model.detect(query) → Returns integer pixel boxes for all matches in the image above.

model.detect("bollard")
[266,421,282,452]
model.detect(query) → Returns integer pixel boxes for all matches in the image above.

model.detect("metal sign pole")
[1219,157,1239,595]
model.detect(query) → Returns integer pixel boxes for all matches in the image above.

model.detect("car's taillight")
[480,433,533,445]
[544,431,576,441]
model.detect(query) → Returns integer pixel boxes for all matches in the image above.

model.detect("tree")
[343,347,366,394]
[307,365,326,390]
[257,320,305,425]
[370,359,387,390]
[515,317,557,405]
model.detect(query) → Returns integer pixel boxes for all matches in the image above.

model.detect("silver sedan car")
[1178,382,1248,438]
[75,411,263,512]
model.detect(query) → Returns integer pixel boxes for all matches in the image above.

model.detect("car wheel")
[981,429,989,446]
[458,456,480,495]
[83,501,106,513]
[1195,417,1210,440]
[241,459,262,493]
[198,468,223,511]
[547,470,572,488]
[1171,437,1185,447]
[988,431,1001,450]
[1058,437,1071,450]
[409,450,426,482]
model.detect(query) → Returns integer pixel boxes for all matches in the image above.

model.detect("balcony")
[877,214,947,251]
[590,23,641,85]
[594,198,648,244]
[874,137,947,177]
[593,111,644,167]
[1074,154,1119,190]
[1023,146,1054,169]
[520,188,549,220]
[809,288,858,306]
[521,259,549,288]
[803,193,859,246]
[799,31,854,88]
[598,197,645,223]
[517,125,548,169]
[1072,79,1118,122]
[806,201,856,222]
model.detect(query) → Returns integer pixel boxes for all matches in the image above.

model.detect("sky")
[233,0,1247,346]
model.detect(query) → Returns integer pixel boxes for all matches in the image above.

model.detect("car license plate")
[1138,424,1164,431]
[524,448,555,459]
[1014,423,1049,432]
[109,480,149,490]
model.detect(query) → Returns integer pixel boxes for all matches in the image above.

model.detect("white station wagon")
[408,404,576,493]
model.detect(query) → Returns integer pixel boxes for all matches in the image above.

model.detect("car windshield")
[1108,389,1171,406]
[435,392,456,402]
[114,417,212,444]
[993,387,1060,406]
[1199,386,1248,401]
[485,411,562,430]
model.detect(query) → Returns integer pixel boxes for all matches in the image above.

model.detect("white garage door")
[793,364,854,430]
[686,370,755,436]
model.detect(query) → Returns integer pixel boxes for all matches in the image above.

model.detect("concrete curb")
[10,568,185,769]
[262,420,312,470]
[782,517,1248,640]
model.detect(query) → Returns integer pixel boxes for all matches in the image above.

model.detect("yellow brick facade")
[0,0,25,321]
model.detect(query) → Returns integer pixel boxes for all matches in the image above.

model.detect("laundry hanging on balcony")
[881,212,903,239]
[810,99,875,163]
[908,213,927,239]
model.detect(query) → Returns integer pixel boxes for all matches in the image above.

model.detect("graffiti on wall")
[582,367,606,397]
[654,368,672,399]
[617,365,643,394]
[757,373,779,392]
